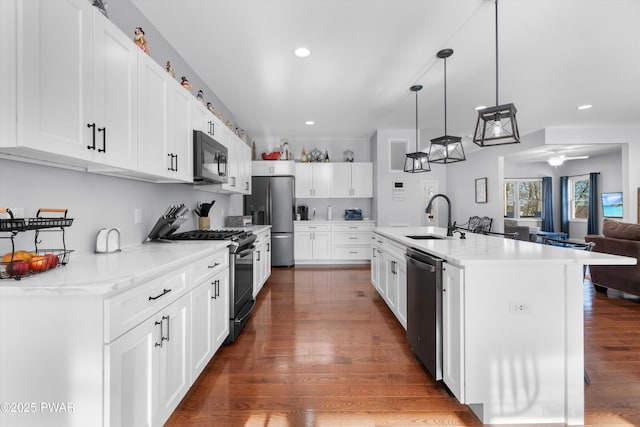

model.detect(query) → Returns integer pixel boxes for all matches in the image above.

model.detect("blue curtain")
[541,177,554,232]
[588,172,599,235]
[560,176,569,234]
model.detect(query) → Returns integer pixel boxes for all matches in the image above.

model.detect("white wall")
[0,159,238,256]
[372,129,447,227]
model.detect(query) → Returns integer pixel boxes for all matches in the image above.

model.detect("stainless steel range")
[168,229,257,343]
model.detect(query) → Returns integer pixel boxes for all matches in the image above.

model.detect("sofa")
[585,219,640,297]
[504,220,537,242]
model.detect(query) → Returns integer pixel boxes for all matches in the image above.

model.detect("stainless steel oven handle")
[238,247,255,258]
[236,299,256,323]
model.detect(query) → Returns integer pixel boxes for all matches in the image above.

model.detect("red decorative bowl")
[262,152,281,160]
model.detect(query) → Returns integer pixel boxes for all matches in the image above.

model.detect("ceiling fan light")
[473,103,521,146]
[548,157,564,166]
[429,135,466,164]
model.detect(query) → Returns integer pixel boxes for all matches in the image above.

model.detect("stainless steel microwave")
[193,130,228,184]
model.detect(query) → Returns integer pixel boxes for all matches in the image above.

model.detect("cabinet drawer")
[333,223,374,232]
[191,250,229,285]
[254,230,271,245]
[294,223,330,232]
[372,233,385,246]
[386,240,407,259]
[104,269,189,343]
[333,232,371,244]
[333,246,371,260]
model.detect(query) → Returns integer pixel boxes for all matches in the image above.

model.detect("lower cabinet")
[253,229,272,297]
[106,292,190,427]
[442,262,464,402]
[369,233,408,329]
[294,223,332,261]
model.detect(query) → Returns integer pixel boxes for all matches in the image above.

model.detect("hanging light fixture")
[404,85,431,173]
[429,48,466,164]
[473,0,521,147]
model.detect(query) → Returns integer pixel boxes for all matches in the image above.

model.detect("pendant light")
[429,49,466,164]
[404,85,430,173]
[473,0,521,147]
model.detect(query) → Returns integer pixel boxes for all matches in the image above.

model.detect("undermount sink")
[405,235,444,240]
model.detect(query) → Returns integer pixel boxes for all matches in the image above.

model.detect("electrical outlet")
[134,208,142,224]
[510,302,531,314]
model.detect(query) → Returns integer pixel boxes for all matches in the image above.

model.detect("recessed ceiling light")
[577,104,593,110]
[305,120,315,125]
[474,105,487,111]
[294,47,311,58]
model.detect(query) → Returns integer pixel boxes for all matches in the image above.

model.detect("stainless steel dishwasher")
[405,247,444,381]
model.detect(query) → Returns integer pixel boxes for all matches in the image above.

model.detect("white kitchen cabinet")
[165,83,193,182]
[190,99,223,139]
[252,160,295,176]
[213,130,251,194]
[370,232,407,329]
[295,163,332,198]
[3,0,138,170]
[332,222,375,261]
[253,229,272,297]
[443,262,464,402]
[294,223,331,261]
[190,279,214,380]
[238,141,252,194]
[107,292,190,427]
[330,163,373,198]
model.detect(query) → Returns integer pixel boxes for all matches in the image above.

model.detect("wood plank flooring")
[165,265,640,427]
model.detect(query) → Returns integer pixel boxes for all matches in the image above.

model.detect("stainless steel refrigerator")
[244,176,295,267]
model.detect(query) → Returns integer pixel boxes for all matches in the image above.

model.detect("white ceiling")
[132,0,640,154]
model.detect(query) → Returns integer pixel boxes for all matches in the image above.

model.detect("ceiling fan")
[547,153,589,166]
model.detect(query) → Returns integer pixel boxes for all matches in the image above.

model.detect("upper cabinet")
[252,160,295,176]
[331,163,373,198]
[3,0,138,170]
[295,163,332,198]
[294,162,373,198]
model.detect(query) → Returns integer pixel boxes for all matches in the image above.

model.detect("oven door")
[232,246,255,318]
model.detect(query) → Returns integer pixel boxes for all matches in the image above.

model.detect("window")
[504,179,542,219]
[569,175,589,220]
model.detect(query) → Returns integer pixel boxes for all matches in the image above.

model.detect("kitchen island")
[372,226,636,426]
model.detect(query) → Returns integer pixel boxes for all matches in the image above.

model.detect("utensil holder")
[198,217,210,231]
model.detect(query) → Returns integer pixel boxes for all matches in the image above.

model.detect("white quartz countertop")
[294,219,376,223]
[0,241,229,296]
[375,226,636,267]
[222,224,271,233]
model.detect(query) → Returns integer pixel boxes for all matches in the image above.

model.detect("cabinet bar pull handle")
[211,280,217,299]
[87,123,96,150]
[97,127,106,152]
[149,288,172,301]
[154,320,163,347]
[216,279,220,297]
[162,315,170,342]
[174,154,178,172]
[267,243,270,252]
[167,153,173,171]
[257,250,261,261]
[349,251,358,254]
[349,237,358,240]
[208,262,220,269]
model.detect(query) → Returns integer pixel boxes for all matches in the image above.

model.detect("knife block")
[198,217,210,231]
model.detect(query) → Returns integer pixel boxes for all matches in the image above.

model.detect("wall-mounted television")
[601,192,623,218]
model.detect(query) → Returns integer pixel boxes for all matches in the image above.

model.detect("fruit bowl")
[261,152,281,160]
[0,250,72,280]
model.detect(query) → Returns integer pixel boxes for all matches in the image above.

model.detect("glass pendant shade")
[404,151,430,173]
[429,135,466,164]
[429,48,466,164]
[472,0,521,147]
[404,85,430,173]
[473,103,520,146]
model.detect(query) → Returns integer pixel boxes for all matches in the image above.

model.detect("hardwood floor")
[166,265,640,427]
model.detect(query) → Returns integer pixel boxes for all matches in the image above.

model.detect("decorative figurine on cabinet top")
[134,27,149,54]
[166,61,175,78]
[180,76,193,92]
[196,90,205,104]
[225,120,233,130]
[344,149,354,162]
[206,102,215,114]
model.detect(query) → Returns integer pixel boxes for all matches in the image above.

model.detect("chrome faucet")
[425,194,454,237]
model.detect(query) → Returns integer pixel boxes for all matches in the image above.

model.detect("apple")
[5,261,29,277]
[44,253,59,269]
[29,256,49,272]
